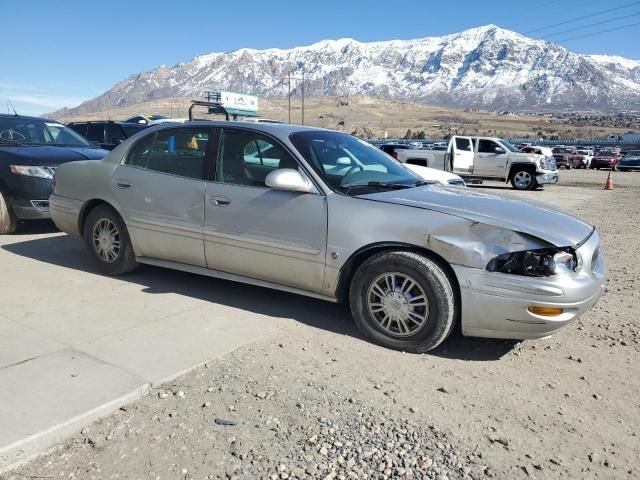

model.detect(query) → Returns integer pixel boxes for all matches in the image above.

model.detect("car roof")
[0,113,58,122]
[68,120,132,125]
[149,119,328,136]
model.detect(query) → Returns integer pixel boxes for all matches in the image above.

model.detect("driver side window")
[216,129,299,187]
[477,139,499,153]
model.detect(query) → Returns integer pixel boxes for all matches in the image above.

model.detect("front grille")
[546,157,557,170]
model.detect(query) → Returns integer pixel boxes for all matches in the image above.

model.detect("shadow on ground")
[2,232,516,361]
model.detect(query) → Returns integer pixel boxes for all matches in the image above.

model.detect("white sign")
[220,91,258,112]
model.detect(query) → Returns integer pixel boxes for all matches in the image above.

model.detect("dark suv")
[68,121,147,150]
[0,114,108,233]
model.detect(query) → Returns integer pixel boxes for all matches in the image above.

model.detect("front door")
[112,127,211,267]
[451,136,474,174]
[203,128,327,293]
[475,138,508,176]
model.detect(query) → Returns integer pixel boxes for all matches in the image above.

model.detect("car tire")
[83,204,138,275]
[0,190,17,235]
[510,168,537,190]
[349,251,457,353]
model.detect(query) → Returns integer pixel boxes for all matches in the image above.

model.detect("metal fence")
[368,137,640,147]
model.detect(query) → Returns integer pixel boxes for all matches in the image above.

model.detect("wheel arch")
[335,242,461,307]
[78,198,124,238]
[506,162,537,181]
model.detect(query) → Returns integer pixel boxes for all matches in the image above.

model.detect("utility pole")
[301,70,305,125]
[288,72,291,124]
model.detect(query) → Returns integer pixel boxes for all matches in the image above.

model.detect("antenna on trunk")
[7,101,18,116]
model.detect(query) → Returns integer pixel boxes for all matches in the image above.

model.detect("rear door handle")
[116,179,132,189]
[209,195,230,207]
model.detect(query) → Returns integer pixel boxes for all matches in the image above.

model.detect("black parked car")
[68,121,147,150]
[378,143,412,159]
[0,114,108,233]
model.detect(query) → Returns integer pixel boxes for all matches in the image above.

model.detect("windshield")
[290,131,423,195]
[500,140,519,152]
[0,117,91,147]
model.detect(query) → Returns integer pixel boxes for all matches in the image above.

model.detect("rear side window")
[106,124,126,144]
[86,124,105,143]
[455,137,472,151]
[144,128,210,180]
[68,124,87,136]
[125,133,155,168]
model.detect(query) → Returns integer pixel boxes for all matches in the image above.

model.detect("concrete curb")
[0,383,150,474]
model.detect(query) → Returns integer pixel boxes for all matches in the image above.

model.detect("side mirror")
[265,168,316,194]
[494,147,505,154]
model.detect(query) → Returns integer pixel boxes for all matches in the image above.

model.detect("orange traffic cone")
[604,172,614,190]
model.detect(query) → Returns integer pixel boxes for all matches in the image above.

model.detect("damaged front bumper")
[452,229,605,340]
[536,171,559,185]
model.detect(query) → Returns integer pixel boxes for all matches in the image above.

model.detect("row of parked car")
[544,145,639,171]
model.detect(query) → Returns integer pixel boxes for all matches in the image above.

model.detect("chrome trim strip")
[479,280,564,296]
[204,228,321,255]
[136,256,336,302]
[130,216,203,235]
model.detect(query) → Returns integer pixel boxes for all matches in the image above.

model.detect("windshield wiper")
[342,180,428,195]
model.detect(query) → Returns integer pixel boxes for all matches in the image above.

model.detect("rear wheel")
[510,168,537,190]
[0,190,17,234]
[83,204,138,275]
[349,251,457,353]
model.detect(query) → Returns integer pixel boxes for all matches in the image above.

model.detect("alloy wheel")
[366,272,429,337]
[92,218,121,263]
[513,171,533,189]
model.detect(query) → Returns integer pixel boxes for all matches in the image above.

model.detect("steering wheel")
[343,164,364,178]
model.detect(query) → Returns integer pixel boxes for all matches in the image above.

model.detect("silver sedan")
[50,122,606,352]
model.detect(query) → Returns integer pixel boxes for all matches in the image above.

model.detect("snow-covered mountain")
[57,25,640,115]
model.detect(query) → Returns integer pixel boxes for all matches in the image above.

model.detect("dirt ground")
[2,169,639,480]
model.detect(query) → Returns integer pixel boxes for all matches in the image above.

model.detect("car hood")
[404,164,464,185]
[0,145,108,166]
[360,185,594,247]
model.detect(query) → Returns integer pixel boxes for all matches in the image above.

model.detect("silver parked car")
[50,122,606,352]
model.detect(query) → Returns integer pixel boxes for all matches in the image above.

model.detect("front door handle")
[209,195,230,207]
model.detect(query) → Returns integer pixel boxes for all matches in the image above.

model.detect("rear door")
[451,136,474,174]
[105,124,127,150]
[203,127,327,293]
[111,127,211,267]
[475,138,507,176]
[86,123,106,147]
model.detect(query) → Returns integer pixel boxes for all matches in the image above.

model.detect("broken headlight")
[487,248,580,277]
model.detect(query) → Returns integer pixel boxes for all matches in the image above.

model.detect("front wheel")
[0,190,17,234]
[349,251,457,353]
[83,204,138,275]
[510,169,537,190]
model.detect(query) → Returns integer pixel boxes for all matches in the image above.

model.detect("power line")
[553,19,640,42]
[523,1,640,34]
[537,11,640,39]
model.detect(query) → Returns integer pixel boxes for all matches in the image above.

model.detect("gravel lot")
[3,169,639,480]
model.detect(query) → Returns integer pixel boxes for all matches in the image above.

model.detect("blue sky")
[2,0,639,115]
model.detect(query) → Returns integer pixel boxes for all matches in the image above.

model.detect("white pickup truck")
[394,136,558,190]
